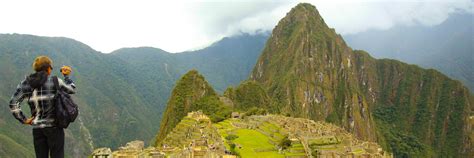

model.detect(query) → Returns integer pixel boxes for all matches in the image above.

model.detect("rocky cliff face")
[250,3,472,157]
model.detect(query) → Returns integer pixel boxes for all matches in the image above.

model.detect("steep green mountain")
[344,13,474,91]
[154,70,231,145]
[248,3,472,157]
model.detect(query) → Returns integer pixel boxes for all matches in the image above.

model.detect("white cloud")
[0,0,471,53]
[311,0,473,34]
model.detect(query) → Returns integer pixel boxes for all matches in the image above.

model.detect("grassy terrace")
[233,129,283,158]
[161,117,203,147]
[213,118,308,157]
[257,122,286,142]
[285,141,306,156]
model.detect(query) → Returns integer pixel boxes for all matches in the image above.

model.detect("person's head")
[32,56,53,75]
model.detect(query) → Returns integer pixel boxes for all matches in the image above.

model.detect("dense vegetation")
[224,81,274,112]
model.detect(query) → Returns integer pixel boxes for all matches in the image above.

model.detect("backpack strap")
[52,76,60,94]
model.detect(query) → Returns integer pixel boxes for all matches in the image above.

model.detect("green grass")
[215,120,233,129]
[352,148,365,154]
[285,152,307,156]
[292,143,303,148]
[233,129,284,158]
[257,122,286,143]
[215,119,237,150]
[0,134,35,158]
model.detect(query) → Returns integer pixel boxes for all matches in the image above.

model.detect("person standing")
[8,56,76,158]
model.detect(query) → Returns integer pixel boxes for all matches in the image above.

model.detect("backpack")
[52,76,79,128]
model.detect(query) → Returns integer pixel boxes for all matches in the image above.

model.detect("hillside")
[0,34,163,157]
[248,3,472,157]
[0,33,264,157]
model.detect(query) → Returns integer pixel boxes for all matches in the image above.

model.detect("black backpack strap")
[52,76,60,94]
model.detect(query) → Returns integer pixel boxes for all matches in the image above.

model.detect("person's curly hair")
[32,56,53,72]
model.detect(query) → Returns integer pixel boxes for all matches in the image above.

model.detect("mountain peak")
[250,3,472,157]
[274,3,329,36]
[182,69,200,77]
[251,3,346,81]
[287,3,323,22]
[262,2,342,59]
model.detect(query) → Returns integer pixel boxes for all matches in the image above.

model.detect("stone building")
[91,148,112,158]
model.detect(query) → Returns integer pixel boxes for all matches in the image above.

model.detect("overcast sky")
[0,0,471,53]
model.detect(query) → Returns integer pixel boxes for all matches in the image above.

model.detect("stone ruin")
[231,112,241,119]
[159,111,233,158]
[91,112,232,158]
[187,110,210,121]
[92,112,392,158]
[119,140,144,150]
[244,115,392,158]
[91,148,112,158]
[91,140,165,158]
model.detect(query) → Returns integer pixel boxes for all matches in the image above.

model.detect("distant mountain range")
[111,33,268,92]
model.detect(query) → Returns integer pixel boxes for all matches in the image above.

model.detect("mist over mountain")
[344,13,474,91]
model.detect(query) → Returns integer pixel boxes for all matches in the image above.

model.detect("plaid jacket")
[9,75,75,128]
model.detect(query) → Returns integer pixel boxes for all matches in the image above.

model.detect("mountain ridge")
[344,13,474,91]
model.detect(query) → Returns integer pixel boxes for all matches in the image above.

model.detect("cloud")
[186,1,292,36]
[0,0,471,53]
[309,0,473,34]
